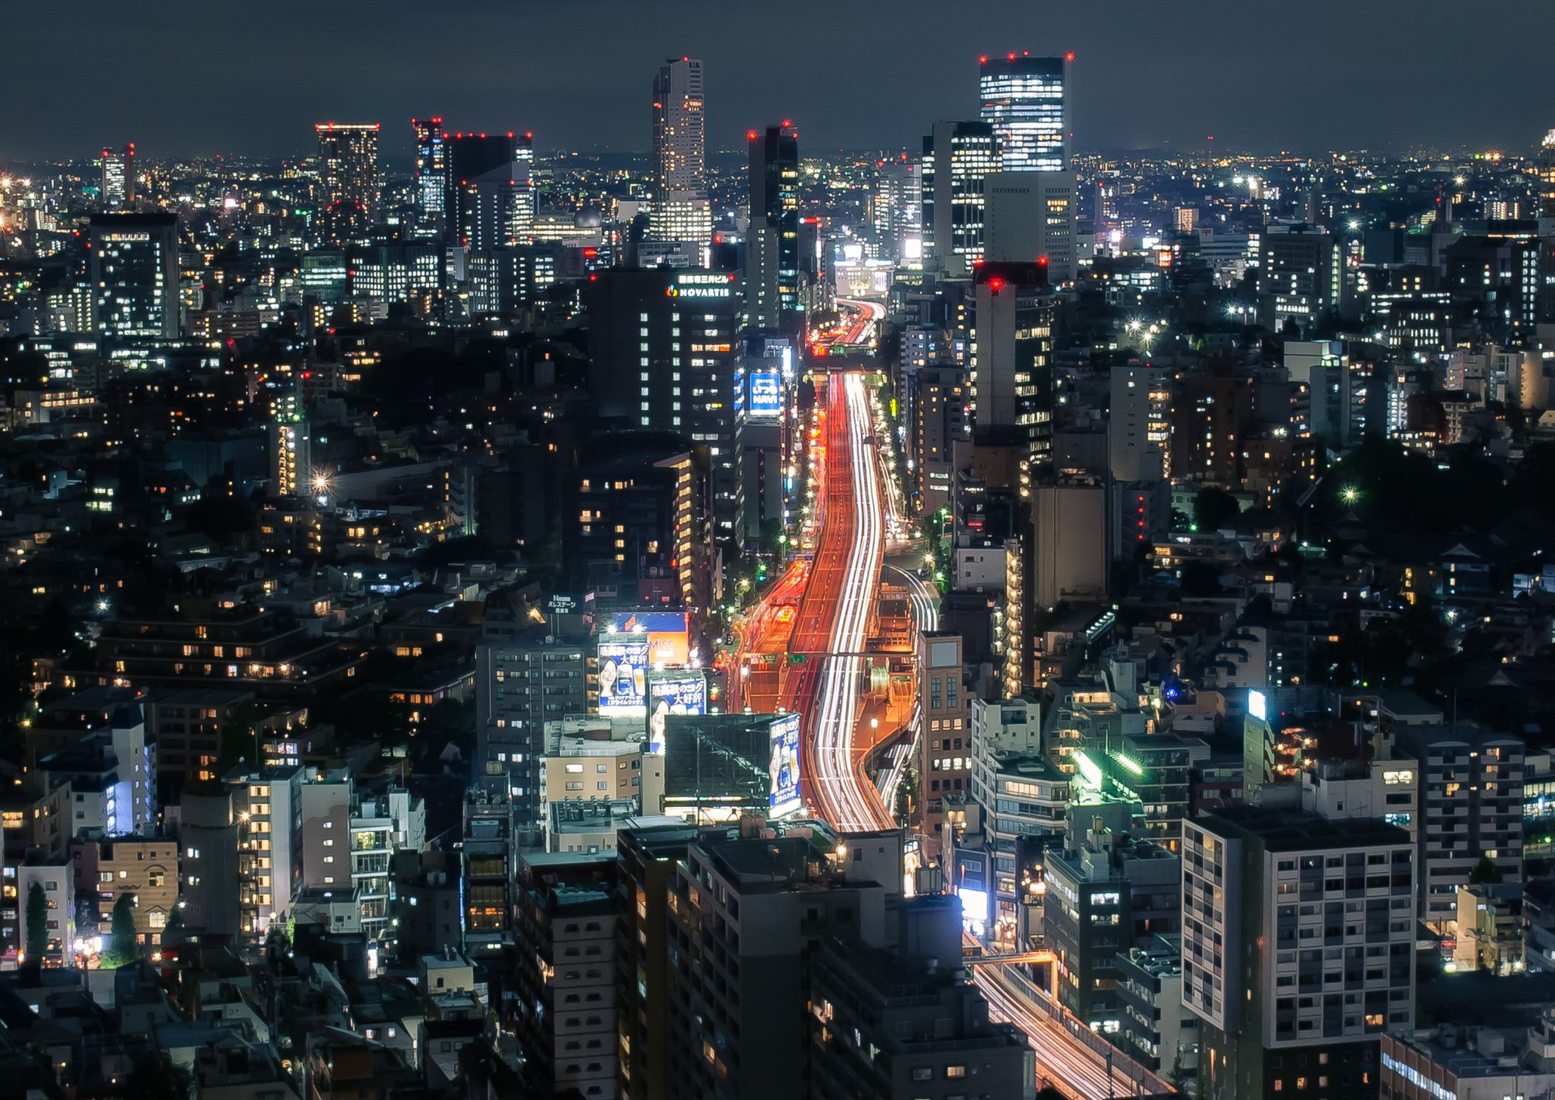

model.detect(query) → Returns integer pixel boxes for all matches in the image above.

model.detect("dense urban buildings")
[0,18,1552,1100]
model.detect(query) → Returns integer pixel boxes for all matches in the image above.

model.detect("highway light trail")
[809,372,892,832]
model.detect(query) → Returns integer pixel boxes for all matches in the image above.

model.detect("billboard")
[1248,688,1267,722]
[768,713,802,818]
[610,611,690,668]
[646,670,708,754]
[747,370,783,420]
[597,636,650,715]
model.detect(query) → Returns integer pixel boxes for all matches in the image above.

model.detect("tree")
[99,892,139,969]
[24,882,46,962]
[124,1049,194,1100]
[1469,855,1504,885]
[1193,486,1240,533]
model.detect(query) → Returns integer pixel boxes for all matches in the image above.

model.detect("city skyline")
[9,0,1555,163]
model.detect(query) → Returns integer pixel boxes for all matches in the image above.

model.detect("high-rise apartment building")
[650,57,711,257]
[666,830,889,1099]
[88,212,179,340]
[909,364,966,516]
[1182,807,1416,1100]
[979,53,1068,172]
[808,895,1030,1099]
[100,143,136,210]
[410,116,446,237]
[747,124,800,328]
[923,121,999,277]
[917,631,967,859]
[513,850,619,1099]
[268,391,310,498]
[314,122,380,245]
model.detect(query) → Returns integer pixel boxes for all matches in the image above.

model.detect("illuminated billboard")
[1248,689,1267,722]
[747,370,782,419]
[768,713,802,818]
[610,611,690,668]
[597,636,650,715]
[646,670,708,754]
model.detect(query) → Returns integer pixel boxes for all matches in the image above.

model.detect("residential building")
[1182,807,1416,1100]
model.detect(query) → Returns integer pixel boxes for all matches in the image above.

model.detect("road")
[806,371,892,832]
[974,960,1174,1099]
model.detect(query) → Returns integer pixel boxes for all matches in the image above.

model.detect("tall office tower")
[585,267,742,542]
[971,261,1055,493]
[872,156,923,264]
[88,212,179,340]
[511,132,536,242]
[650,57,711,257]
[313,122,380,245]
[983,170,1077,282]
[747,123,800,328]
[410,116,446,237]
[100,143,135,209]
[979,53,1068,172]
[474,637,588,830]
[1182,807,1416,1100]
[923,121,999,277]
[267,391,311,497]
[1109,360,1171,482]
[444,131,524,252]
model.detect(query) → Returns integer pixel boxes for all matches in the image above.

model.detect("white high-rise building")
[1182,806,1416,1100]
[650,57,711,258]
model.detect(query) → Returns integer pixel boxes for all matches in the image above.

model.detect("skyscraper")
[923,120,999,277]
[979,52,1068,172]
[972,260,1055,488]
[747,123,800,328]
[444,131,528,252]
[99,143,135,210]
[410,116,446,237]
[313,122,380,245]
[88,212,179,340]
[650,57,711,257]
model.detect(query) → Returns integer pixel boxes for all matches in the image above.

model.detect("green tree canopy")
[99,892,139,969]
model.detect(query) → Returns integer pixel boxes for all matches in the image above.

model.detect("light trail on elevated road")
[808,372,893,832]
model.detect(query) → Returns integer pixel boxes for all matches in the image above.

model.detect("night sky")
[12,0,1555,163]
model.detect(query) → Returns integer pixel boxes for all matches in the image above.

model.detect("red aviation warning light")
[1065,51,1076,62]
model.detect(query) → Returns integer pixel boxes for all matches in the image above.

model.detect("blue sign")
[747,370,783,419]
[597,637,650,714]
[769,713,802,817]
[646,672,707,754]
